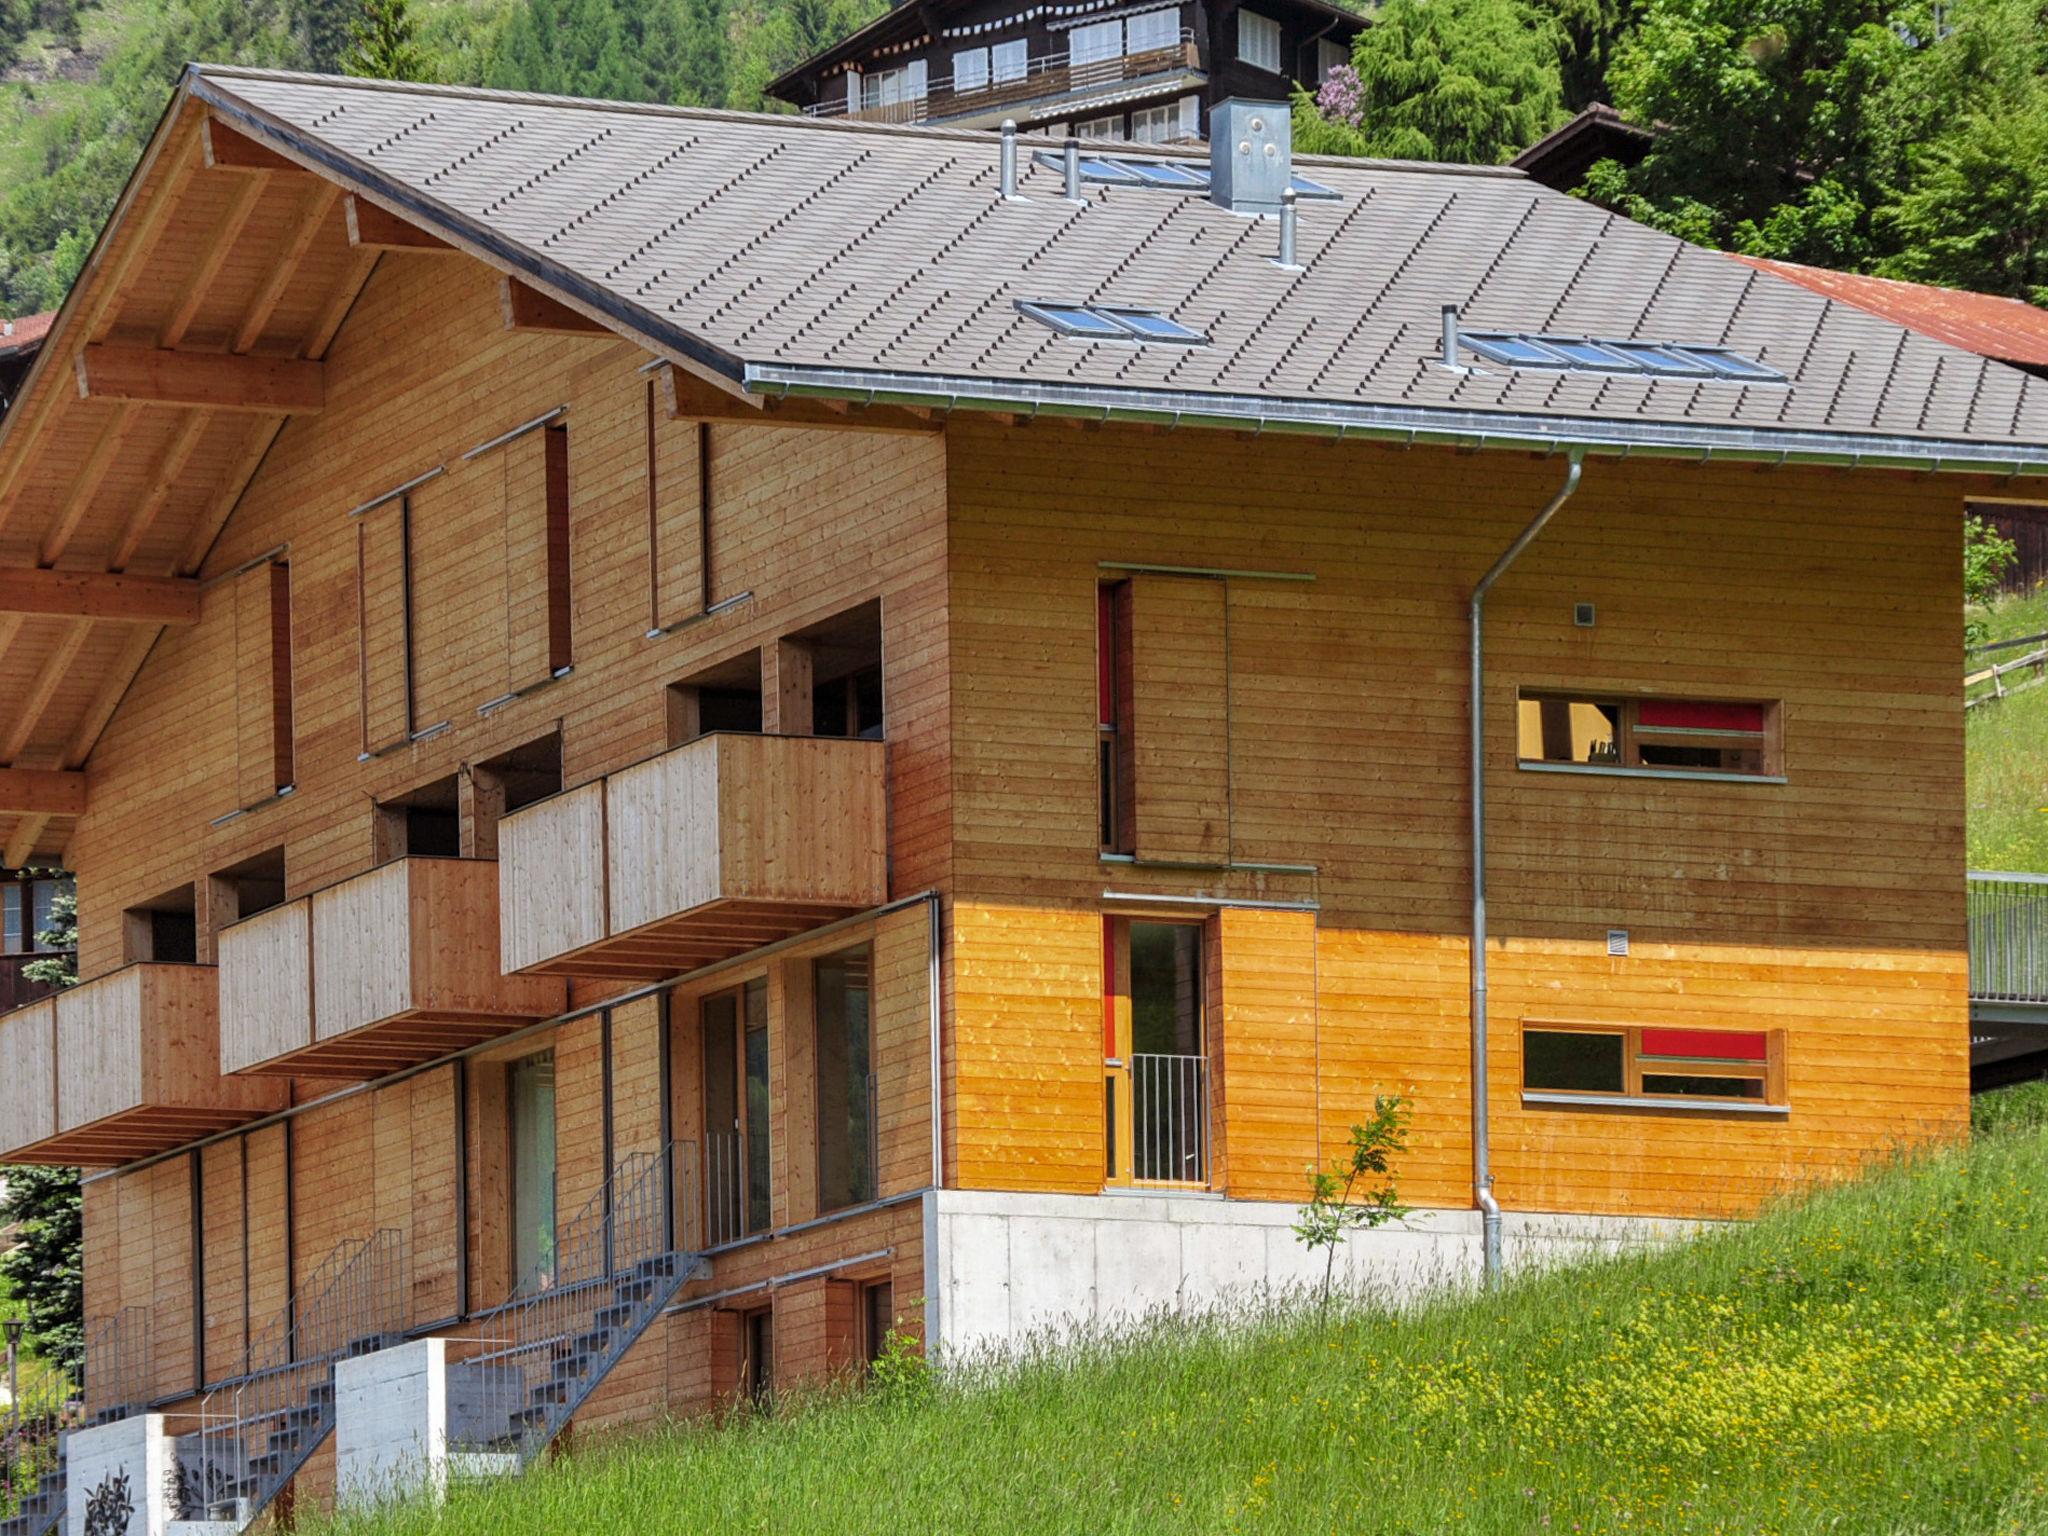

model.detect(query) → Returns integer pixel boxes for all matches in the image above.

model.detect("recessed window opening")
[373,773,462,862]
[1517,693,1777,777]
[862,1279,895,1371]
[743,1307,774,1404]
[702,978,771,1244]
[814,946,876,1215]
[1460,332,1785,382]
[213,847,287,927]
[668,650,765,747]
[1524,1025,1781,1105]
[1103,917,1210,1187]
[1018,300,1206,344]
[790,600,884,740]
[123,883,198,965]
[466,732,564,857]
[1097,581,1135,855]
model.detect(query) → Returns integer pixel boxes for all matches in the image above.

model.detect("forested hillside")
[1,0,2044,321]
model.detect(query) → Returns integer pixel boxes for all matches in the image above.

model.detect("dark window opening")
[211,846,287,944]
[862,1280,895,1370]
[1097,581,1134,854]
[668,651,765,747]
[373,773,461,862]
[468,732,563,857]
[786,600,884,740]
[814,945,876,1214]
[743,1307,774,1404]
[124,883,197,965]
[1523,1029,1626,1093]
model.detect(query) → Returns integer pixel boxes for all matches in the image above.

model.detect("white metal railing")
[447,1143,702,1469]
[1130,1052,1209,1185]
[196,1230,409,1526]
[803,31,1197,123]
[1969,872,2048,1003]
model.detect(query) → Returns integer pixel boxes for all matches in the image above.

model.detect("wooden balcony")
[500,732,888,980]
[0,964,286,1166]
[219,857,566,1079]
[818,39,1201,127]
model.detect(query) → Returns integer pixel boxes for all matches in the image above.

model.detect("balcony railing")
[498,732,888,980]
[804,34,1200,126]
[1131,1052,1210,1186]
[1968,872,2048,1006]
[0,964,285,1166]
[218,858,566,1080]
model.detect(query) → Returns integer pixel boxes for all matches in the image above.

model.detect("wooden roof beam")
[76,346,322,414]
[501,277,609,336]
[661,364,940,435]
[0,769,85,817]
[0,568,200,624]
[346,196,456,254]
[202,117,306,175]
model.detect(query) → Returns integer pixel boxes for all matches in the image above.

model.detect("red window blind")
[1639,1027,1768,1061]
[1637,700,1766,733]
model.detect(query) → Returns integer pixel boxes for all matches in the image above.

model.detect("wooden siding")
[0,998,56,1152]
[218,899,312,1074]
[1128,574,1229,864]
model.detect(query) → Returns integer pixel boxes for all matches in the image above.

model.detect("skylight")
[1461,332,1785,382]
[1017,300,1207,344]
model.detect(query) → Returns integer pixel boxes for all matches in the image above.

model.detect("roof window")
[1028,151,1339,200]
[1018,300,1206,344]
[1461,332,1784,382]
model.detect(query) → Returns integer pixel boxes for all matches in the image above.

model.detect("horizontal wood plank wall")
[946,420,1970,1219]
[1128,574,1229,864]
[1213,906,1318,1202]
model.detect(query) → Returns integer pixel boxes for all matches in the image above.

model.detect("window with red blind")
[1516,692,1778,777]
[1523,1023,1783,1105]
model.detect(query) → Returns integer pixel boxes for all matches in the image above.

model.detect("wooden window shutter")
[1128,573,1229,863]
[234,561,293,802]
[357,501,412,755]
[504,423,572,691]
[648,387,708,631]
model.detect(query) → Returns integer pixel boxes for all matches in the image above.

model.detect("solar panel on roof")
[1017,301,1130,339]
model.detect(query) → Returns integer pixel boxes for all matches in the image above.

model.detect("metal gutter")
[745,362,2048,476]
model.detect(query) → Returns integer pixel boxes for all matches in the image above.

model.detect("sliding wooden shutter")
[1128,573,1229,863]
[234,561,292,803]
[649,390,707,631]
[504,423,572,691]
[357,500,412,754]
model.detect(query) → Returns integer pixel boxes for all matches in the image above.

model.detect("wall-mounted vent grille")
[1018,300,1206,344]
[1461,332,1785,382]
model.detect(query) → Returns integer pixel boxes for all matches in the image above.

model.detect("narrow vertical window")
[702,978,770,1243]
[2,881,21,954]
[356,496,413,755]
[814,946,875,1214]
[1098,581,1135,854]
[500,419,573,693]
[237,560,294,801]
[542,423,572,674]
[862,1279,894,1370]
[508,1050,557,1293]
[744,1307,774,1403]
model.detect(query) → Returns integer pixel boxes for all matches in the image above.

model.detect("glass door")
[508,1050,557,1292]
[703,980,769,1244]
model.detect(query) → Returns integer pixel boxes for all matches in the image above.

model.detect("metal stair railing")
[1968,872,2048,1004]
[0,1351,78,1536]
[82,1307,151,1427]
[449,1142,703,1470]
[195,1229,409,1527]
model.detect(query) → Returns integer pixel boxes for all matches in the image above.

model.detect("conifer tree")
[346,0,431,81]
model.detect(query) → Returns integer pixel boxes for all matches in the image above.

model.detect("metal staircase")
[1,1307,152,1536]
[193,1230,408,1529]
[450,1143,704,1470]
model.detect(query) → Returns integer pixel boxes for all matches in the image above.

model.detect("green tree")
[1293,0,1565,165]
[1293,1094,1411,1311]
[347,0,432,79]
[3,877,79,1370]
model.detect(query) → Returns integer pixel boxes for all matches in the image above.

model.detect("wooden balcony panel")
[0,999,57,1162]
[12,964,289,1167]
[501,733,889,980]
[221,858,565,1081]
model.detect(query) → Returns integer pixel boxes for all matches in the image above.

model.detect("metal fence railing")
[1131,1053,1209,1186]
[1,1350,77,1536]
[448,1142,702,1470]
[82,1307,151,1426]
[704,1129,749,1249]
[1968,872,2048,1004]
[195,1229,409,1526]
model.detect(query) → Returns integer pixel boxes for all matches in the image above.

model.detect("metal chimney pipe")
[999,120,1018,199]
[1063,136,1082,200]
[1442,304,1461,368]
[1277,186,1298,267]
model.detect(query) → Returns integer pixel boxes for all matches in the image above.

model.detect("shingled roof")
[182,67,2048,470]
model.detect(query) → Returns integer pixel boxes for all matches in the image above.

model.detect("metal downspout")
[1469,450,1584,1287]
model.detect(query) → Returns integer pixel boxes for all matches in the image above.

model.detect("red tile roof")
[1733,256,2048,370]
[0,311,52,359]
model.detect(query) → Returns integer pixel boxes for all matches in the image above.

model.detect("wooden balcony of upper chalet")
[498,732,889,980]
[0,963,286,1166]
[217,856,566,1079]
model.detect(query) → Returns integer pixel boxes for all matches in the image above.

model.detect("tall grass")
[1968,588,2048,870]
[324,1089,2048,1536]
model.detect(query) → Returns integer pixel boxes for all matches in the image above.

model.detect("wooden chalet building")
[764,0,1361,140]
[0,64,2043,1532]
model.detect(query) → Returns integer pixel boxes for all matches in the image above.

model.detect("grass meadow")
[321,1082,2048,1536]
[1968,588,2048,870]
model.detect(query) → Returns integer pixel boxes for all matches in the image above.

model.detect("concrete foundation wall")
[66,1415,171,1536]
[926,1189,1705,1357]
[334,1340,448,1512]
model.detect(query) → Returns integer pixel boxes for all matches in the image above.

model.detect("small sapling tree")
[1294,1093,1411,1313]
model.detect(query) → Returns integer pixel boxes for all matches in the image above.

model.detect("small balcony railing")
[804,33,1200,125]
[498,732,888,981]
[218,858,565,1080]
[1131,1052,1209,1186]
[1968,871,2048,1005]
[0,964,284,1166]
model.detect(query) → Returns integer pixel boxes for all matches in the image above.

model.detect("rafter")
[236,183,339,356]
[346,196,455,254]
[177,416,282,576]
[76,346,323,414]
[62,624,158,769]
[1,620,89,763]
[161,172,269,349]
[661,364,940,436]
[109,414,209,572]
[306,247,379,360]
[202,117,305,175]
[0,569,200,624]
[34,403,136,563]
[0,768,85,817]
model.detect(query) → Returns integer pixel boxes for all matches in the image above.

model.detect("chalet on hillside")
[765,0,1362,140]
[2,65,2048,1535]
